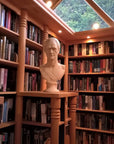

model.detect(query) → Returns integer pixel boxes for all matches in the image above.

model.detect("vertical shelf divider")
[40,25,48,91]
[51,97,61,144]
[69,96,77,144]
[15,9,27,144]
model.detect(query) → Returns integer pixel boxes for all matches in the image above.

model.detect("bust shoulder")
[58,63,65,70]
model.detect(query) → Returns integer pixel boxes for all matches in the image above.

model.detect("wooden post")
[15,9,27,144]
[40,25,48,91]
[51,98,61,144]
[64,44,68,91]
[64,97,69,144]
[69,96,76,144]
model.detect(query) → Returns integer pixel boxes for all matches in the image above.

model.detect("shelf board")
[18,91,78,98]
[0,26,19,42]
[0,59,18,67]
[78,91,114,94]
[68,53,114,59]
[59,121,64,125]
[0,91,16,95]
[76,109,114,114]
[22,120,51,127]
[76,127,114,134]
[68,72,114,76]
[26,38,43,51]
[66,117,72,122]
[58,53,65,58]
[25,64,40,71]
[0,121,15,129]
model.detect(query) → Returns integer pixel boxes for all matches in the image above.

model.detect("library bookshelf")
[0,0,75,144]
[0,0,114,144]
[68,40,114,143]
[18,91,77,144]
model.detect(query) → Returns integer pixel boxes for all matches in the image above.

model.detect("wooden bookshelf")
[0,0,114,144]
[69,53,114,59]
[25,64,40,71]
[68,72,114,76]
[21,91,77,144]
[68,40,114,143]
[76,109,114,114]
[76,127,114,135]
[78,90,114,94]
[0,122,15,129]
[0,59,18,67]
[0,26,19,42]
[26,38,43,51]
[0,92,16,95]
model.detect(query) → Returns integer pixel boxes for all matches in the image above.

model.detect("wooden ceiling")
[1,0,114,43]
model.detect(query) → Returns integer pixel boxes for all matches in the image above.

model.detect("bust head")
[43,37,60,60]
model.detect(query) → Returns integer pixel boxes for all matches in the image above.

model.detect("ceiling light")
[92,23,100,30]
[58,30,62,33]
[46,1,52,8]
[87,36,90,39]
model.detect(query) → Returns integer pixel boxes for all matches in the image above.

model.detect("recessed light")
[92,23,100,30]
[46,1,52,8]
[58,30,62,33]
[87,36,90,39]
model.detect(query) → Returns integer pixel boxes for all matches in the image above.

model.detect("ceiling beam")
[85,0,114,27]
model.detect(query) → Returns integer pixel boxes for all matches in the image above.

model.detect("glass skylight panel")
[54,0,109,32]
[94,0,114,20]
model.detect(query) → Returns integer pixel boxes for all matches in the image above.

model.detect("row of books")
[76,131,113,144]
[0,132,14,144]
[27,21,42,44]
[25,47,42,67]
[0,68,8,92]
[77,112,113,131]
[0,96,14,123]
[69,58,114,73]
[24,72,41,91]
[69,41,114,56]
[22,127,50,144]
[77,95,114,111]
[23,99,51,123]
[0,36,18,61]
[0,3,19,33]
[0,68,16,92]
[68,76,114,91]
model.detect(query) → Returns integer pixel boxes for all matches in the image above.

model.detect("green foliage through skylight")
[54,0,111,32]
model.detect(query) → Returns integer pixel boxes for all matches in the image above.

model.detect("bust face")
[45,41,59,60]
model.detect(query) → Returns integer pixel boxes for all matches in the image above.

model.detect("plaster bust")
[40,37,65,92]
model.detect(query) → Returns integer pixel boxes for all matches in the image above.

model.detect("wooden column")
[69,96,76,144]
[64,97,69,144]
[64,44,68,91]
[64,44,69,143]
[40,25,48,91]
[15,9,27,144]
[51,98,61,144]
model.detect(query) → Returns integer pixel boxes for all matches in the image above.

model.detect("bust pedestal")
[44,81,59,92]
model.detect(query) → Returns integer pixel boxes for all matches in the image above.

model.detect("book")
[0,96,4,123]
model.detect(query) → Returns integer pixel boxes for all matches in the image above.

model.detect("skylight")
[94,0,114,20]
[54,0,110,32]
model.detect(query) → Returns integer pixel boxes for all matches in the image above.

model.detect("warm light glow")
[46,1,52,8]
[58,30,62,33]
[87,36,90,39]
[92,23,100,30]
